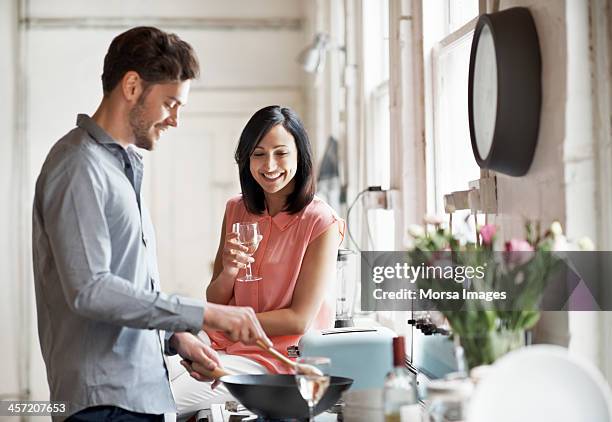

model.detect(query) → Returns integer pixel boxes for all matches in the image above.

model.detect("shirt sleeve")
[308,199,346,246]
[164,331,178,356]
[40,152,204,333]
[223,195,242,234]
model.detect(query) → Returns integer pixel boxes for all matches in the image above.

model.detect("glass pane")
[381,0,390,81]
[367,85,394,249]
[449,0,480,32]
[363,0,390,89]
[432,33,481,236]
[368,85,391,190]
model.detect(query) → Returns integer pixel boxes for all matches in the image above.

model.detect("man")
[32,26,268,421]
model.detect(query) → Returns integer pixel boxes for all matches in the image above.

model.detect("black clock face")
[472,23,497,161]
[468,7,542,177]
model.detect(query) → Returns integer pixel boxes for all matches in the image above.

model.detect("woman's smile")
[250,124,298,195]
[261,171,285,181]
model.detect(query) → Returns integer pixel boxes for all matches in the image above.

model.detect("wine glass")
[295,356,331,422]
[232,222,262,282]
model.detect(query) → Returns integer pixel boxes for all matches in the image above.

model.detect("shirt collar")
[76,114,117,145]
[257,207,301,231]
[76,113,143,162]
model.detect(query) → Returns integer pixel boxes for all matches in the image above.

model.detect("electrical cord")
[345,186,385,318]
[346,186,382,252]
[346,188,369,252]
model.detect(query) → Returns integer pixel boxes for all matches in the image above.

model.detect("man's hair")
[235,105,315,215]
[101,26,199,94]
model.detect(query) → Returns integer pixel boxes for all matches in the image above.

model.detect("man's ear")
[121,71,144,103]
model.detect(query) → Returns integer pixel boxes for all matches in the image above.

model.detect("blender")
[334,249,357,328]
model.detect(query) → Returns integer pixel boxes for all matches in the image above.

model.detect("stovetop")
[197,403,339,422]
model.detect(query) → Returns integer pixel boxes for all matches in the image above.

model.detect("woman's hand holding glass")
[222,230,255,280]
[226,222,262,282]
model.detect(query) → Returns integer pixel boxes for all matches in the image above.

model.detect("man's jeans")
[66,406,164,422]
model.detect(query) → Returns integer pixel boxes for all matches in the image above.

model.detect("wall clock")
[468,7,542,176]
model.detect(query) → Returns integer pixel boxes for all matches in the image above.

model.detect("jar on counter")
[424,378,473,422]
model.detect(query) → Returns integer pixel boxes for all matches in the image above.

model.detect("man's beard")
[128,92,156,151]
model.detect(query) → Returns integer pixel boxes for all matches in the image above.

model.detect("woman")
[170,105,344,418]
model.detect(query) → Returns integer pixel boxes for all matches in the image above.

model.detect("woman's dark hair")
[101,26,200,95]
[235,105,315,215]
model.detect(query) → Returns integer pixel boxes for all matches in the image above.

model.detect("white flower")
[577,237,595,251]
[424,214,444,226]
[550,221,563,237]
[553,235,569,251]
[408,224,426,238]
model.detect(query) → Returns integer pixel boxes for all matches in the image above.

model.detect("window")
[448,0,480,32]
[362,0,394,251]
[423,0,482,241]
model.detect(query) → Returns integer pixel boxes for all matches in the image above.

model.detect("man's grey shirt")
[32,114,205,419]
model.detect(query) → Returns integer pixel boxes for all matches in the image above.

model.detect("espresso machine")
[410,311,459,381]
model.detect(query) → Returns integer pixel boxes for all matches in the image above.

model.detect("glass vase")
[455,328,525,371]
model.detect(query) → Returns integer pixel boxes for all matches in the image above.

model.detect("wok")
[220,374,353,419]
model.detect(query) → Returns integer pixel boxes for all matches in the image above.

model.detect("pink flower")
[504,239,534,252]
[480,224,497,245]
[504,239,534,266]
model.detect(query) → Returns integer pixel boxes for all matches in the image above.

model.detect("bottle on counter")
[383,336,419,422]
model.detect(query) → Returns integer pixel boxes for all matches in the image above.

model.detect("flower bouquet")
[407,218,581,370]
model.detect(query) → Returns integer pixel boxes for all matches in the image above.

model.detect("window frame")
[425,6,482,214]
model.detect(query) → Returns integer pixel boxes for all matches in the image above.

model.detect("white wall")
[488,0,570,348]
[0,0,23,402]
[26,0,304,20]
[492,0,567,241]
[491,0,610,376]
[301,0,346,167]
[563,0,608,378]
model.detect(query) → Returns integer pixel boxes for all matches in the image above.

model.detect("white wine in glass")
[232,222,262,282]
[295,357,331,422]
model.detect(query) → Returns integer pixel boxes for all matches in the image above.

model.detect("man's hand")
[170,332,222,386]
[203,302,272,346]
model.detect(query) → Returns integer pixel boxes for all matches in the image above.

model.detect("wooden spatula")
[255,340,323,376]
[191,361,234,379]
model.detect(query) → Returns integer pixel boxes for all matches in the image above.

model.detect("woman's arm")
[256,224,341,336]
[206,214,252,305]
